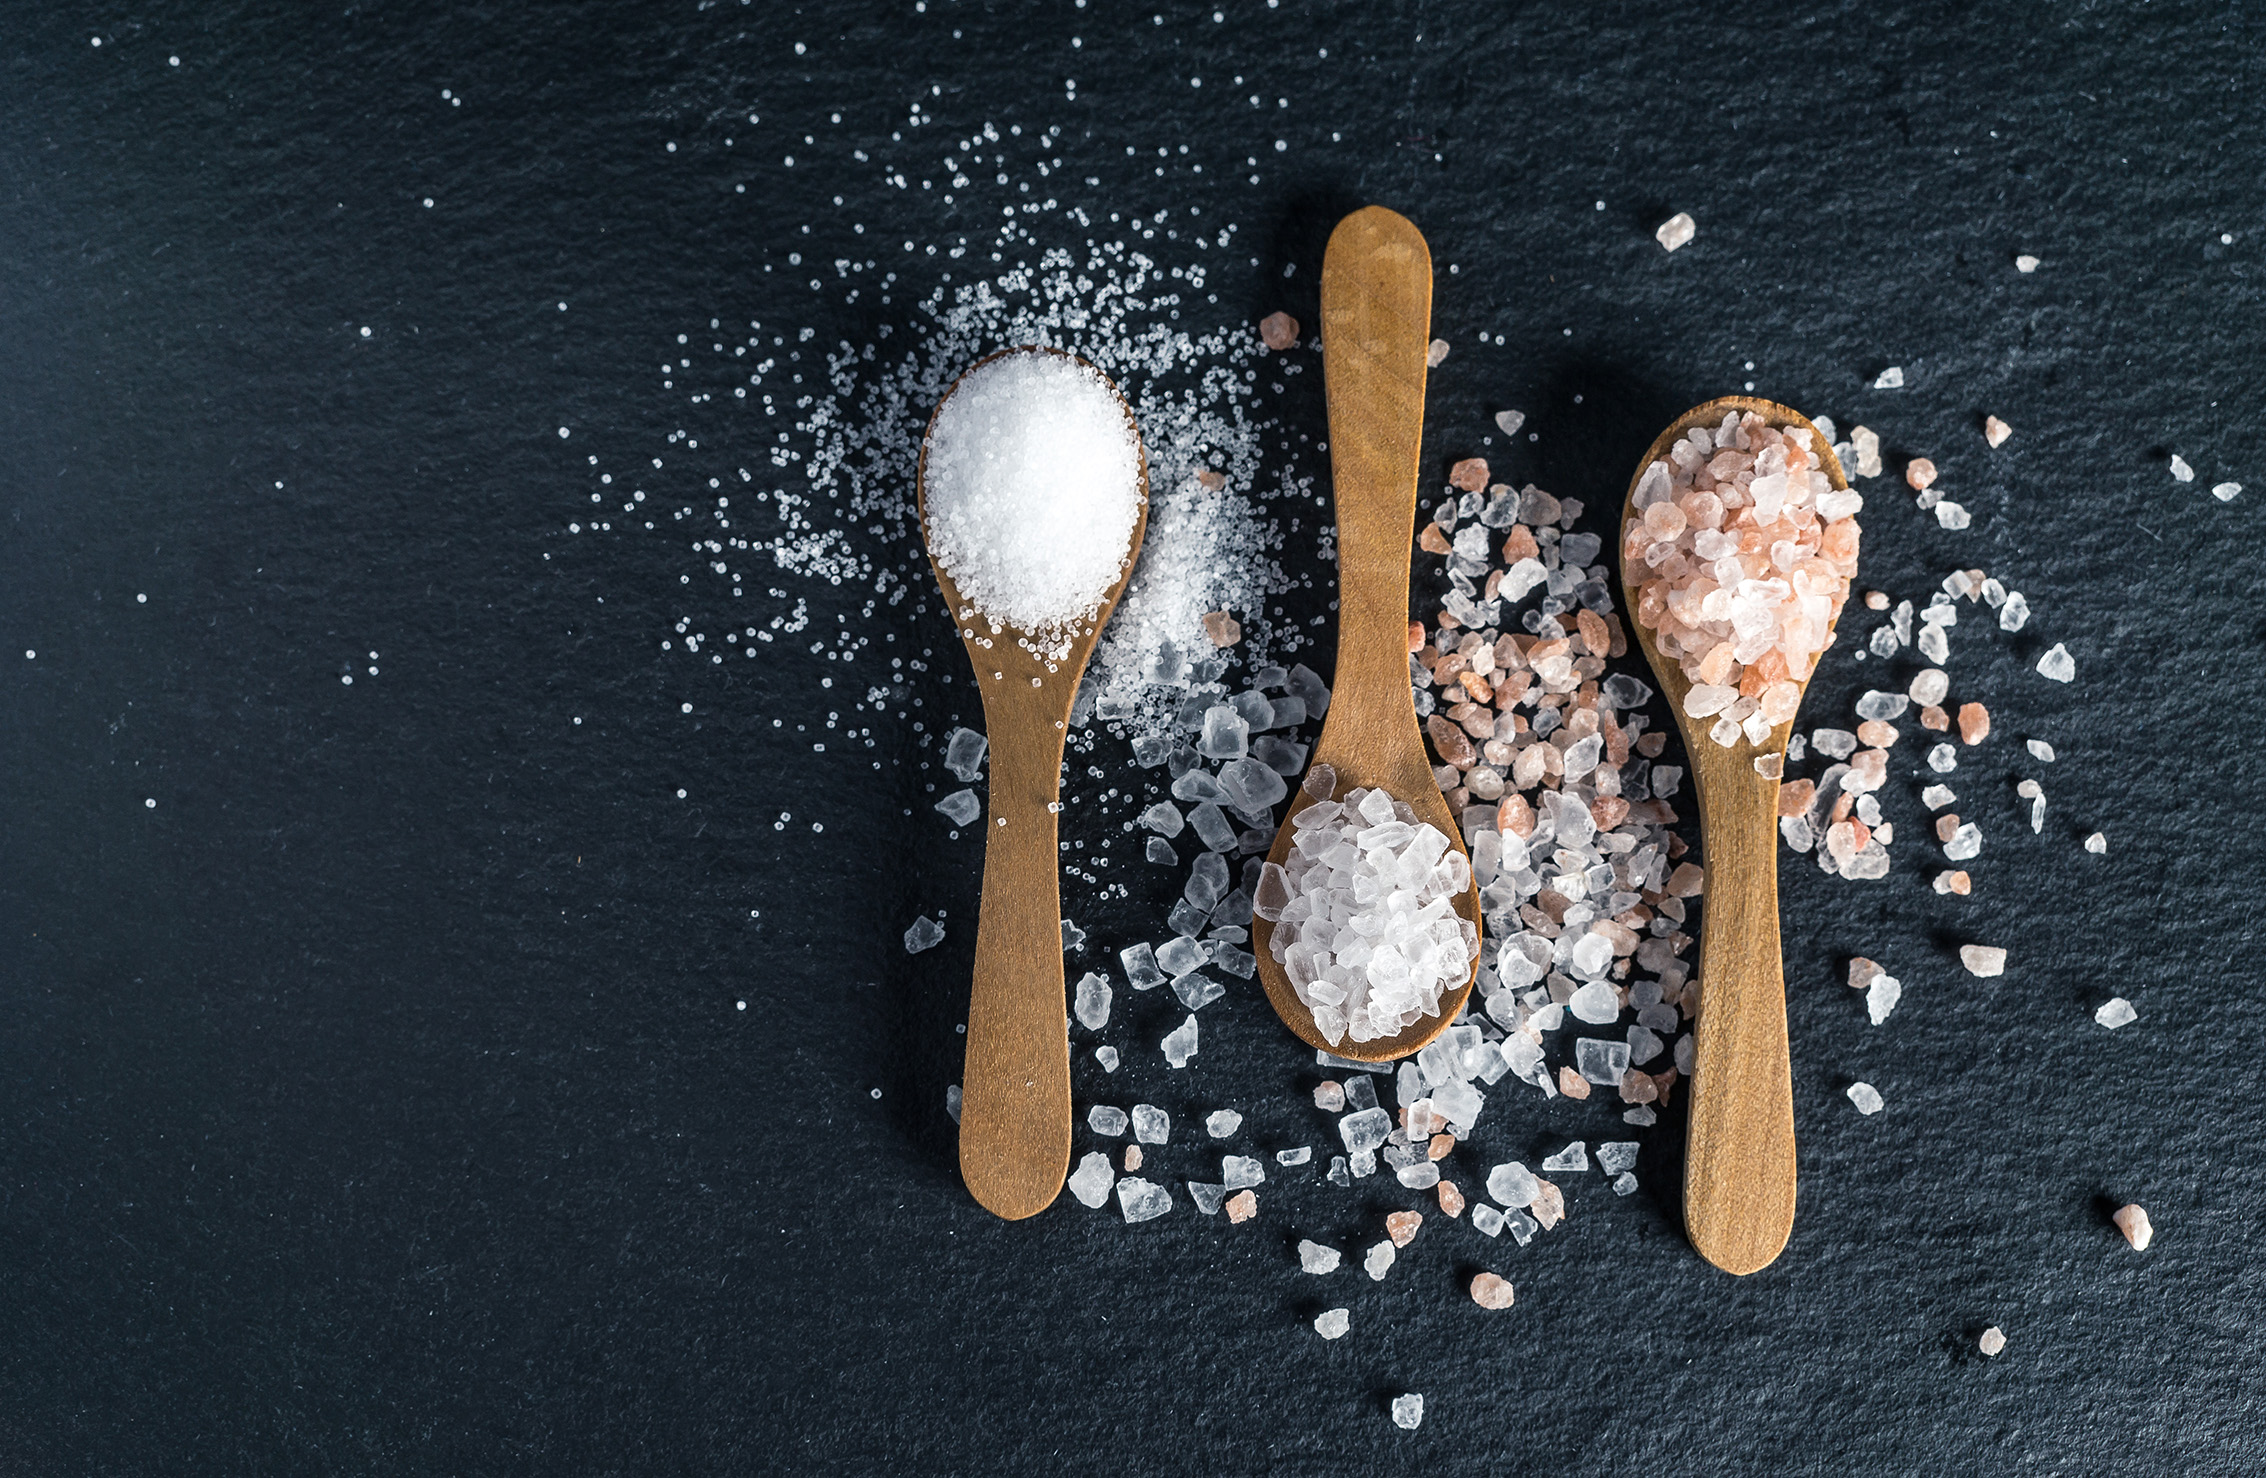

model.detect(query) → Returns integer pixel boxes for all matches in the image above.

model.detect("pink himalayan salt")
[1124,1145,1142,1171]
[2113,1203,2153,1250]
[1437,1180,1465,1218]
[1450,457,1490,492]
[1958,701,1990,745]
[1530,1179,1566,1230]
[1202,610,1242,647]
[1313,1079,1346,1111]
[1557,1066,1591,1099]
[1194,467,1227,491]
[1226,1189,1258,1222]
[1470,1272,1516,1310]
[1864,589,1890,610]
[1427,1132,1456,1161]
[1905,457,1938,491]
[1985,416,2013,448]
[1386,1210,1424,1247]
[1258,312,1299,350]
[1626,411,1859,749]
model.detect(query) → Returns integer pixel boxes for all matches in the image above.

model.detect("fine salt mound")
[923,350,1143,658]
[1256,785,1475,1046]
[1625,410,1861,748]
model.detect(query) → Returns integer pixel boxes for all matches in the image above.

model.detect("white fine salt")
[923,351,1142,655]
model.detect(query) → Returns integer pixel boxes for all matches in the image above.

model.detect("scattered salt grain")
[2212,482,2242,502]
[1934,501,1971,530]
[2113,1203,2153,1250]
[1225,1189,1258,1222]
[2036,643,2075,682]
[1122,1145,1142,1171]
[1984,416,2013,448]
[1846,1082,1884,1115]
[2026,739,2056,762]
[1655,212,1696,252]
[1068,1152,1115,1208]
[1385,1210,1424,1247]
[1221,1154,1266,1190]
[1074,972,1112,1031]
[1095,1046,1120,1073]
[1161,1013,1200,1067]
[1313,1080,1346,1112]
[935,789,982,826]
[1494,409,1527,438]
[1314,1308,1350,1340]
[1206,1109,1243,1138]
[2168,454,2194,483]
[1116,1178,1172,1222]
[945,1085,962,1123]
[1391,1394,1425,1430]
[1277,1147,1312,1166]
[1874,366,1905,389]
[1542,1141,1589,1173]
[1922,784,1956,809]
[1426,338,1451,368]
[1979,1326,2006,1356]
[903,915,945,953]
[1089,1105,1130,1137]
[1188,1182,1227,1215]
[1850,425,1883,477]
[1364,1241,1396,1280]
[1905,458,1938,492]
[1298,1239,1342,1274]
[943,727,989,782]
[1485,1161,1538,1208]
[1608,1171,1637,1195]
[1131,1104,1169,1144]
[1470,1203,1506,1238]
[1258,311,1299,351]
[2085,832,2107,854]
[1866,972,1903,1025]
[1960,945,2007,978]
[1596,1141,1639,1175]
[2095,997,2137,1030]
[1470,1273,1515,1310]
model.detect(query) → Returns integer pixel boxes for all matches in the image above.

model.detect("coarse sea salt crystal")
[1089,1105,1129,1137]
[1470,1203,1506,1237]
[1655,212,1696,251]
[1364,1241,1397,1280]
[1187,1181,1226,1215]
[1866,973,1903,1025]
[1470,1273,1515,1310]
[2095,997,2137,1029]
[1116,1177,1171,1222]
[1314,1308,1350,1339]
[2113,1204,2153,1250]
[1221,1155,1266,1191]
[903,915,945,953]
[1597,1141,1638,1175]
[1298,1239,1341,1273]
[935,788,982,826]
[2026,739,2056,762]
[1611,1171,1638,1195]
[1846,1082,1884,1115]
[1391,1394,1425,1430]
[1131,1104,1169,1144]
[923,351,1142,654]
[1095,1046,1119,1073]
[1206,1109,1243,1138]
[1161,1014,1200,1067]
[2213,482,2242,502]
[2036,643,2075,682]
[2168,454,2194,483]
[1960,944,2007,977]
[1068,1152,1115,1208]
[1495,409,1527,438]
[2085,832,2107,854]
[1542,1141,1589,1173]
[942,727,988,782]
[1979,1326,2006,1356]
[1277,1146,1312,1165]
[1874,366,1905,389]
[1074,972,1112,1031]
[1486,1161,1538,1208]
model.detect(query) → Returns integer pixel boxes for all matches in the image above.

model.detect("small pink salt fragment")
[1123,1145,1142,1171]
[1202,610,1242,647]
[1942,870,1972,895]
[1437,1180,1465,1218]
[1313,1079,1346,1112]
[1449,457,1489,491]
[1920,704,1950,731]
[1958,702,1990,745]
[1856,719,1899,748]
[1407,621,1426,654]
[1936,813,1962,843]
[1258,311,1299,350]
[1619,1069,1658,1104]
[1557,1066,1591,1100]
[1497,793,1535,837]
[1849,957,1881,989]
[1960,944,2007,977]
[1418,523,1453,555]
[1864,590,1890,610]
[1500,525,1539,564]
[1530,1179,1565,1229]
[1385,1210,1423,1247]
[1226,1189,1257,1222]
[1426,715,1476,767]
[1666,862,1706,898]
[1979,1326,2006,1356]
[1777,778,1816,817]
[1195,467,1227,491]
[1470,1272,1516,1310]
[1984,416,2013,448]
[1428,1132,1456,1162]
[1906,457,1938,491]
[2113,1203,2154,1251]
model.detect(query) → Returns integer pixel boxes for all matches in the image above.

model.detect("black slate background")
[3,3,2263,1473]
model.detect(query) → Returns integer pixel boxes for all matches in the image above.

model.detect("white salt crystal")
[2095,997,2137,1029]
[1927,743,1959,774]
[2169,454,2194,483]
[1944,823,1982,860]
[923,352,1142,648]
[1156,936,1207,978]
[1171,974,1225,1011]
[1298,1239,1342,1274]
[1503,1207,1539,1243]
[1918,624,1950,663]
[2212,481,2242,502]
[1074,972,1112,1031]
[1116,1177,1172,1222]
[946,1084,962,1123]
[1470,1203,1506,1237]
[1866,973,1903,1025]
[940,728,989,783]
[1396,1161,1441,1189]
[1856,690,1909,721]
[1960,944,2007,977]
[1139,801,1186,837]
[1851,424,1883,477]
[1846,1082,1884,1115]
[1655,212,1696,251]
[1999,591,2030,631]
[1485,1161,1538,1208]
[1161,1013,1200,1067]
[1934,500,1971,530]
[1576,1037,1630,1084]
[935,788,982,826]
[1120,942,1165,989]
[1494,409,1527,438]
[2026,739,2056,762]
[1611,1172,1639,1196]
[1922,784,1957,810]
[1874,366,1905,389]
[1979,1325,2006,1356]
[2015,254,2039,272]
[1206,1109,1243,1138]
[1623,1107,1656,1127]
[1364,1241,1397,1280]
[1567,980,1620,1025]
[1187,1181,1226,1215]
[1340,1107,1392,1155]
[1314,1308,1351,1340]
[1095,1046,1120,1073]
[2036,643,2075,682]
[1276,1147,1311,1165]
[903,915,945,953]
[1597,1141,1638,1174]
[2113,1204,2154,1250]
[1542,1141,1589,1173]
[1131,1104,1170,1144]
[2085,832,2107,853]
[1068,1152,1116,1207]
[1089,1105,1129,1137]
[1222,1154,1266,1190]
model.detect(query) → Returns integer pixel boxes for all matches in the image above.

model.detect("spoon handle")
[1318,206,1432,747]
[1682,754,1797,1274]
[957,719,1072,1221]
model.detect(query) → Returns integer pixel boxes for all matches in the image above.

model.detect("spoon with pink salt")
[1618,396,1861,1275]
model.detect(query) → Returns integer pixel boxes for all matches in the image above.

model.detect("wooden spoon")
[917,348,1151,1221]
[1616,395,1852,1275]
[1250,206,1481,1063]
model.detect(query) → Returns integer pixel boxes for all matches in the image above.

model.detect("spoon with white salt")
[1618,396,1861,1275]
[1249,206,1483,1063]
[918,346,1149,1221]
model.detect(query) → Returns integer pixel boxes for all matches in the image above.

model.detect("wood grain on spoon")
[1250,205,1481,1064]
[917,348,1150,1221]
[1617,396,1851,1276]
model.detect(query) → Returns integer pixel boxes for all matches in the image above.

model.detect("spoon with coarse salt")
[1618,395,1862,1275]
[918,347,1150,1221]
[1249,206,1483,1064]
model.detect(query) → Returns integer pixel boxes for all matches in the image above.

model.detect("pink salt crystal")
[1960,944,2007,977]
[1557,1066,1591,1100]
[1258,311,1299,350]
[1314,1080,1346,1112]
[1449,457,1490,492]
[1666,862,1706,897]
[1428,1132,1456,1162]
[1385,1210,1423,1248]
[1576,609,1611,658]
[1655,211,1696,251]
[1777,778,1817,817]
[1470,1273,1516,1310]
[1846,748,1889,791]
[1848,957,1882,990]
[1942,870,1972,895]
[1619,1069,1658,1104]
[1984,416,2013,448]
[1124,1145,1143,1171]
[1935,813,1961,844]
[1920,704,1950,732]
[1426,715,1476,767]
[1407,620,1426,654]
[1979,1326,2006,1356]
[1195,467,1227,491]
[1905,457,1938,491]
[2113,1203,2154,1251]
[1530,1179,1565,1229]
[1864,590,1891,611]
[1418,523,1454,555]
[1497,793,1535,837]
[1856,719,1899,748]
[1226,1189,1258,1223]
[1202,610,1243,647]
[1957,702,1991,745]
[1500,524,1539,564]
[1437,1180,1465,1218]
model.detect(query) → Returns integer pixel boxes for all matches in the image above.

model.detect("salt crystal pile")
[1624,410,1861,749]
[2113,1203,2154,1250]
[922,350,1143,660]
[1257,785,1476,1045]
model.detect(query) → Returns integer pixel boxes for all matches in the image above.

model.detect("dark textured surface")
[3,3,2263,1472]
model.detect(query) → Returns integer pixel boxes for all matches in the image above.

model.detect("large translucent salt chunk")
[2095,997,2137,1029]
[1299,1239,1342,1274]
[1161,1014,1200,1067]
[903,916,945,953]
[1116,1177,1172,1222]
[1068,1152,1116,1208]
[1074,972,1112,1031]
[2036,643,2075,682]
[942,727,989,782]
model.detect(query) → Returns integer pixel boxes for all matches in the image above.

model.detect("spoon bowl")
[1249,206,1481,1063]
[1618,395,1852,1275]
[917,347,1150,1221]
